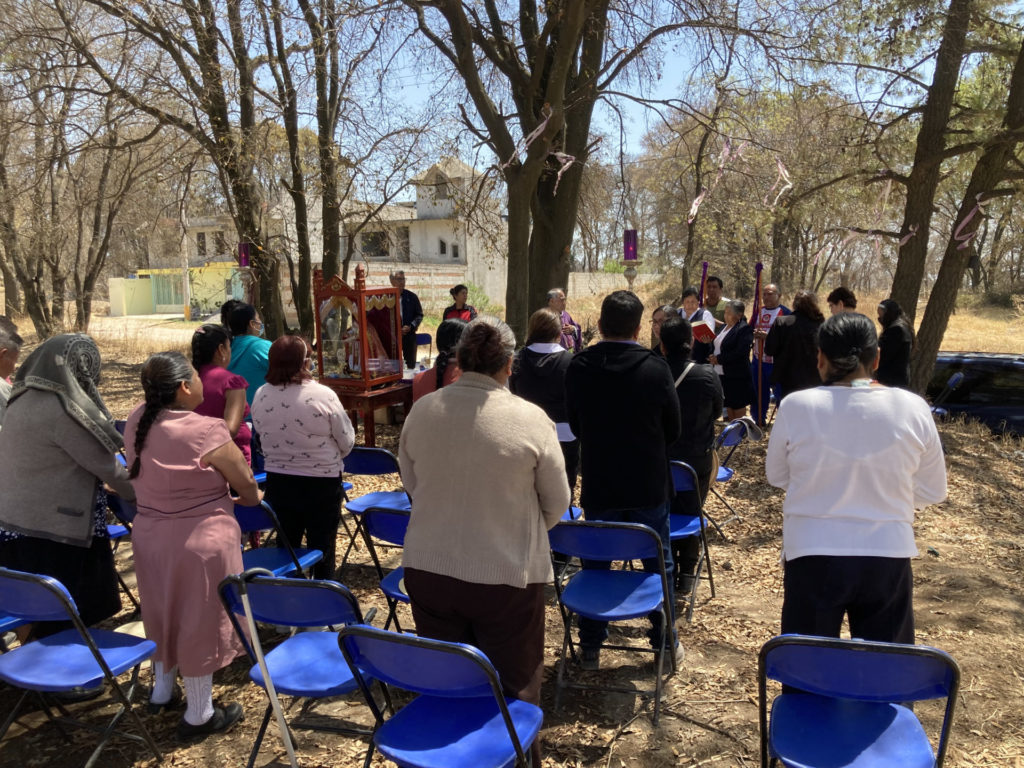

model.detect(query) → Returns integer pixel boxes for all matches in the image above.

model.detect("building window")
[439,238,447,256]
[396,227,410,261]
[361,231,389,260]
[214,231,228,257]
[452,243,460,260]
[196,231,207,258]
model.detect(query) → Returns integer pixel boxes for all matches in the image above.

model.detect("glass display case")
[313,265,402,393]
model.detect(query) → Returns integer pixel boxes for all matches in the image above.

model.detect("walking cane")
[238,571,299,768]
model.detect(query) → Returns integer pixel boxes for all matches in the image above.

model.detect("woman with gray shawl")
[0,334,135,637]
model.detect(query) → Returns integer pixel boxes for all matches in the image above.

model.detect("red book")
[692,320,716,344]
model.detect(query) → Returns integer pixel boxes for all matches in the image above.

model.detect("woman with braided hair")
[0,334,135,638]
[766,312,947,644]
[125,351,260,741]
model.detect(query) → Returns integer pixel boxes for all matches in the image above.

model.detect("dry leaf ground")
[0,310,1022,766]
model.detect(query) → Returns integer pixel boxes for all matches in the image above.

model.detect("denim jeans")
[577,500,676,650]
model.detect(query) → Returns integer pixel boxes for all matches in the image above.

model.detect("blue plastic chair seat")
[559,570,664,622]
[769,693,934,768]
[0,628,156,691]
[107,524,129,540]
[669,514,701,540]
[716,466,734,483]
[249,631,362,698]
[380,567,409,604]
[242,547,323,578]
[342,481,353,492]
[254,472,267,485]
[374,694,543,768]
[346,491,410,515]
[560,506,583,522]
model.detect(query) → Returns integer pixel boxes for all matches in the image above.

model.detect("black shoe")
[177,702,244,742]
[580,648,600,671]
[147,684,185,715]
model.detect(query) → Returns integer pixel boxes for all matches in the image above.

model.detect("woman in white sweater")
[765,312,946,644]
[251,336,354,579]
[399,316,569,765]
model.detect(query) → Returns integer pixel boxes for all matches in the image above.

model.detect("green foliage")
[464,282,503,316]
[602,259,626,274]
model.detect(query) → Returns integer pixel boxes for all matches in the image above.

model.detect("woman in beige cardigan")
[399,315,569,765]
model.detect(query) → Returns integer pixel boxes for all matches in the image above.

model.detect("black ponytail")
[817,312,878,385]
[434,318,468,390]
[191,324,231,368]
[131,352,193,479]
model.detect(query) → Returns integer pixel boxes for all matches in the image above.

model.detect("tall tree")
[395,0,759,336]
[911,33,1024,389]
[55,0,288,336]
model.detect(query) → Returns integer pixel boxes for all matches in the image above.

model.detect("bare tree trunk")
[890,0,973,320]
[911,34,1024,392]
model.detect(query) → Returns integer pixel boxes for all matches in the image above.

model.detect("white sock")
[150,662,178,704]
[183,674,215,726]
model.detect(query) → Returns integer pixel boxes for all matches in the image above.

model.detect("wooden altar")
[313,265,411,446]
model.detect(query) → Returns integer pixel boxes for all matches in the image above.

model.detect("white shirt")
[765,385,946,561]
[682,307,715,327]
[711,325,732,375]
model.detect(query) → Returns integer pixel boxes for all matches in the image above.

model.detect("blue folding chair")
[219,570,380,768]
[0,568,161,768]
[415,331,433,365]
[707,419,751,534]
[234,500,323,578]
[758,634,961,768]
[339,447,411,570]
[669,461,715,622]
[547,520,676,724]
[360,507,412,632]
[338,624,543,768]
[106,492,140,612]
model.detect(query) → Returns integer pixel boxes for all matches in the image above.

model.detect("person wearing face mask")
[226,302,272,406]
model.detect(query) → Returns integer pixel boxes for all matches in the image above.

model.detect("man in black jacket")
[390,270,423,370]
[566,290,683,670]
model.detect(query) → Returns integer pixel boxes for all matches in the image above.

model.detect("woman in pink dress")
[191,324,252,464]
[125,351,261,741]
[411,318,467,403]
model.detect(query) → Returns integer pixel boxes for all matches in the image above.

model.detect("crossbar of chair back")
[233,500,315,578]
[760,634,959,703]
[344,447,401,477]
[0,568,78,622]
[220,571,365,661]
[670,461,700,494]
[548,521,662,563]
[362,506,411,547]
[338,625,498,699]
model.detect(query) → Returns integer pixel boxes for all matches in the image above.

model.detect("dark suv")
[926,352,1024,437]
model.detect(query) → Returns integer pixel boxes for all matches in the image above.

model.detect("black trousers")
[401,331,418,369]
[781,555,915,644]
[264,472,343,580]
[560,439,580,503]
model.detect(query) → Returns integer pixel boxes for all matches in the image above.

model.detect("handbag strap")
[674,362,696,388]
